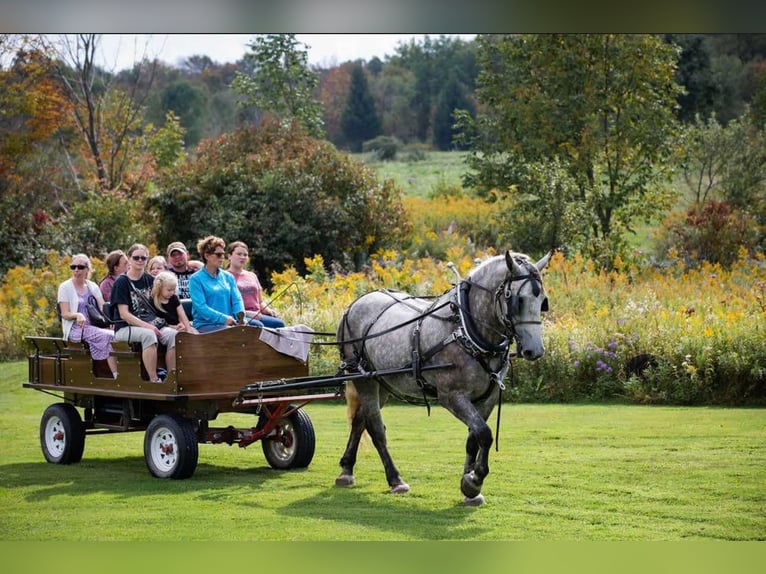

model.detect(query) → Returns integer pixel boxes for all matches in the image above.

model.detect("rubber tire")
[260,408,315,470]
[40,403,86,464]
[143,414,199,479]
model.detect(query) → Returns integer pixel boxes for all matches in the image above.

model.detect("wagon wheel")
[143,414,199,479]
[260,408,315,470]
[40,403,86,464]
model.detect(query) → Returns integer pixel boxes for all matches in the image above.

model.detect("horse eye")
[541,298,549,312]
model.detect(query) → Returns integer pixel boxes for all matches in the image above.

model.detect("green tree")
[390,35,477,145]
[458,34,683,265]
[146,110,186,169]
[159,80,207,146]
[232,34,324,137]
[666,34,720,123]
[432,73,475,150]
[368,63,417,143]
[341,63,381,152]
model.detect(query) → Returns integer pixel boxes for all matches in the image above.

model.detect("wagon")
[23,325,342,479]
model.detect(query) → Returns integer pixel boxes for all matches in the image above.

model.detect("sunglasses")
[211,252,226,257]
[131,255,148,261]
[70,264,88,270]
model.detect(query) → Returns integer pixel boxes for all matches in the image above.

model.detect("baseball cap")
[166,241,188,257]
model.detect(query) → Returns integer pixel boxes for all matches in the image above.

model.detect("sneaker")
[150,378,163,384]
[156,368,167,381]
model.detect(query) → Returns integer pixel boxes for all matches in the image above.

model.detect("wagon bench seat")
[24,327,309,400]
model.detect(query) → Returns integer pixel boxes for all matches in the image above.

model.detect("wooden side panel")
[174,327,309,395]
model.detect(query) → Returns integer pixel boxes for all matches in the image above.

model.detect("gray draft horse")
[335,250,551,505]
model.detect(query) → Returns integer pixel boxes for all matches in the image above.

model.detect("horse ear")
[536,250,553,272]
[506,251,524,276]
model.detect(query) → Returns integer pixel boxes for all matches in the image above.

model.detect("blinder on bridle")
[501,263,549,327]
[508,293,549,316]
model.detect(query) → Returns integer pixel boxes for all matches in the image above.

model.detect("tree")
[0,41,73,273]
[159,80,207,146]
[390,35,477,145]
[368,63,418,143]
[341,63,381,152]
[677,113,731,204]
[458,34,683,265]
[432,73,475,150]
[317,63,353,147]
[52,34,157,193]
[666,34,720,123]
[232,34,324,137]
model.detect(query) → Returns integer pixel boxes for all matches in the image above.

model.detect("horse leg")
[363,405,410,494]
[335,404,365,487]
[441,394,493,504]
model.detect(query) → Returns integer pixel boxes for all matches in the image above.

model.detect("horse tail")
[345,380,360,425]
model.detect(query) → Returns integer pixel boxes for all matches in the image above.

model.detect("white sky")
[96,34,475,71]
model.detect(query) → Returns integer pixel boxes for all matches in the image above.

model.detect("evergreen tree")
[341,64,381,152]
[432,74,474,150]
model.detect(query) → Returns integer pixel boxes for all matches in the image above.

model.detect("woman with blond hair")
[58,253,119,379]
[151,271,197,333]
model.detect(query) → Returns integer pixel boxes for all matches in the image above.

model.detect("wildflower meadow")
[1,245,764,406]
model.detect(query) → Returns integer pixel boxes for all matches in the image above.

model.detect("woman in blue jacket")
[189,235,265,332]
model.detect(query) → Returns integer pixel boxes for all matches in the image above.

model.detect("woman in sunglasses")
[189,235,250,333]
[57,253,119,379]
[110,244,178,383]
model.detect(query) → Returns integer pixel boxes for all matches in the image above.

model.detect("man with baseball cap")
[166,241,195,299]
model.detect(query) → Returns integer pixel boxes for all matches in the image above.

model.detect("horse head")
[503,250,551,360]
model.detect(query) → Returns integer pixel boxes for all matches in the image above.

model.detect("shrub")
[147,119,410,281]
[655,200,761,266]
[362,135,402,160]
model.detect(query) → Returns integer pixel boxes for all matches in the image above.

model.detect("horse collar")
[454,278,510,356]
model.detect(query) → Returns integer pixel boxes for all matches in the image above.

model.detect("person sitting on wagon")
[226,240,285,329]
[189,235,261,332]
[166,241,200,299]
[147,255,168,277]
[110,244,178,383]
[99,249,128,302]
[58,253,119,379]
[151,271,197,334]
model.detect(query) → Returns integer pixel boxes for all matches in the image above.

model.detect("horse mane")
[470,251,531,277]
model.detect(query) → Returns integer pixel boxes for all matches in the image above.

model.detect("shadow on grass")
[276,486,490,540]
[0,457,295,501]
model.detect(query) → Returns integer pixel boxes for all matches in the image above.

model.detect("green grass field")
[361,151,469,198]
[0,360,764,541]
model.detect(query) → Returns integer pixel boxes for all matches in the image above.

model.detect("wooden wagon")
[24,326,341,479]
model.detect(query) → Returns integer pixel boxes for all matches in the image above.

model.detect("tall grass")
[1,362,764,541]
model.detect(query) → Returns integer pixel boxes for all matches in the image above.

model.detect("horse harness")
[340,259,546,414]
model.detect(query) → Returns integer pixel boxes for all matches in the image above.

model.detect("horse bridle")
[497,267,547,333]
[455,260,547,356]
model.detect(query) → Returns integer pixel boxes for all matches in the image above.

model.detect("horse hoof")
[460,473,482,499]
[464,493,486,506]
[335,474,355,487]
[390,482,410,494]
